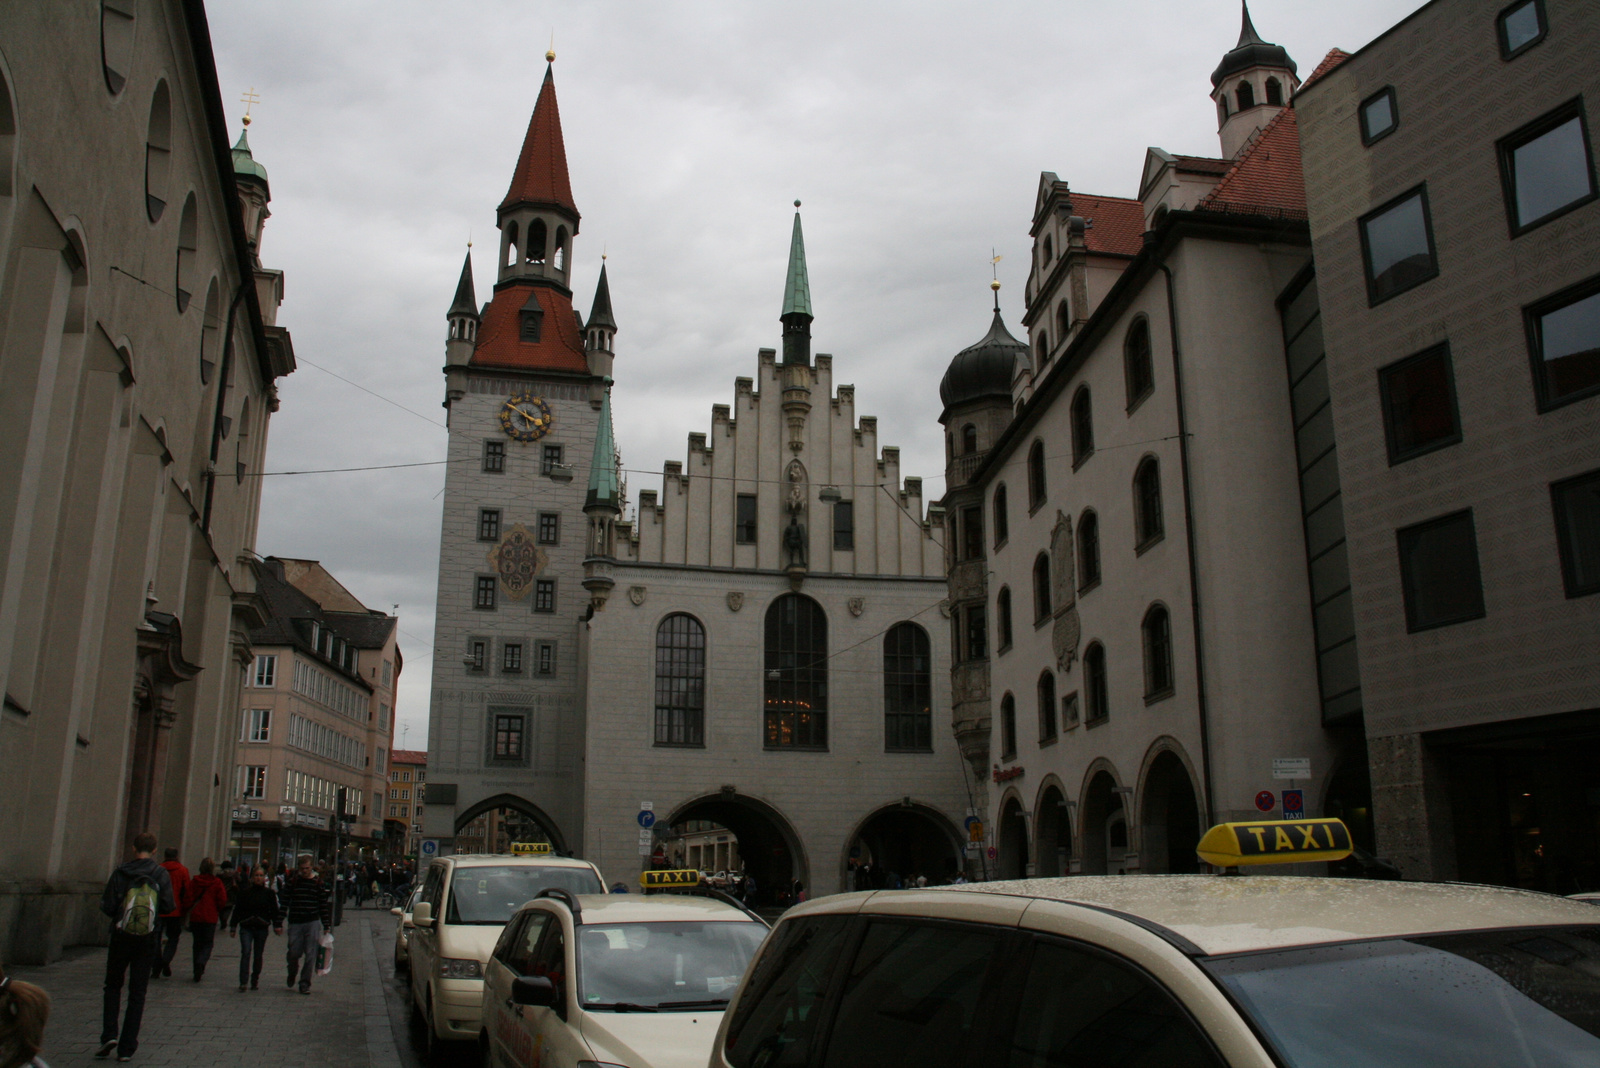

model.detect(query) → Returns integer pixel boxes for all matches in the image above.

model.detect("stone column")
[1369,732,1457,881]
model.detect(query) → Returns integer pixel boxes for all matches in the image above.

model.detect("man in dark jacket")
[280,854,332,994]
[98,831,175,1061]
[153,847,189,979]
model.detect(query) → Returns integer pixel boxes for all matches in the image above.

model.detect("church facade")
[424,61,971,899]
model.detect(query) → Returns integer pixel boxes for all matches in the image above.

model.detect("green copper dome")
[232,128,269,196]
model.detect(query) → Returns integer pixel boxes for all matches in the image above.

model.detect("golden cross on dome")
[240,87,260,126]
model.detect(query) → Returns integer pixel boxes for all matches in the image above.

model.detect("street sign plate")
[638,830,653,844]
[1272,758,1311,780]
[637,810,656,829]
[637,844,651,855]
[420,839,438,857]
[1255,791,1276,812]
[639,801,654,811]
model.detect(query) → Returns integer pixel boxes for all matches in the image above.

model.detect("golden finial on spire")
[547,32,556,63]
[240,87,260,127]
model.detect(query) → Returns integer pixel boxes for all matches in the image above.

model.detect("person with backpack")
[180,859,228,983]
[151,848,189,980]
[97,832,174,1062]
[227,866,281,992]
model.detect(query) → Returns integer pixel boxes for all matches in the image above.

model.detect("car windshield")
[1203,925,1600,1068]
[445,865,603,925]
[578,921,767,1012]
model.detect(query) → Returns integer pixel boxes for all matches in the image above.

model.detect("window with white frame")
[241,708,271,742]
[240,765,266,799]
[252,654,277,688]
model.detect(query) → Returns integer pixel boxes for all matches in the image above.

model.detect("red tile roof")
[1196,107,1307,220]
[500,66,578,216]
[471,283,589,373]
[1297,48,1353,94]
[1070,193,1146,256]
[1173,155,1229,176]
[390,749,426,765]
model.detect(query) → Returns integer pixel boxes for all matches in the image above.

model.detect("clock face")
[499,392,553,442]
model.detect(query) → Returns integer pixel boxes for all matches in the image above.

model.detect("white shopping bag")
[315,930,334,976]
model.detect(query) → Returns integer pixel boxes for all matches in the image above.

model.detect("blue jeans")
[238,924,270,986]
[285,921,320,991]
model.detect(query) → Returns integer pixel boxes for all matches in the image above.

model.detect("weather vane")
[990,249,1003,303]
[240,87,260,126]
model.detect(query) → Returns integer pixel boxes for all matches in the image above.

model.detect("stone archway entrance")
[1034,784,1073,876]
[665,793,807,908]
[1081,771,1123,875]
[453,793,570,855]
[997,795,1030,879]
[1140,751,1202,874]
[845,803,964,889]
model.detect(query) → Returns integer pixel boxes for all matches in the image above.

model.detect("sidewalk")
[8,909,410,1068]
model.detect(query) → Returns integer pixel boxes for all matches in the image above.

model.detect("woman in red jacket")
[182,858,229,982]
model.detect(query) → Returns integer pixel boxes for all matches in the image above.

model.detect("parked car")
[391,885,424,973]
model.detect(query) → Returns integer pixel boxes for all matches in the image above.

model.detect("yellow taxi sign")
[510,841,552,855]
[1196,818,1353,868]
[640,869,701,890]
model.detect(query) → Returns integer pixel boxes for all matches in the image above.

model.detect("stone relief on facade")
[627,585,647,606]
[1050,510,1080,672]
[487,524,547,600]
[726,591,744,612]
[938,598,953,619]
[848,596,865,617]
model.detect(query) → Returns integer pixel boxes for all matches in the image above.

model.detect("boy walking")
[280,855,331,994]
[98,832,174,1062]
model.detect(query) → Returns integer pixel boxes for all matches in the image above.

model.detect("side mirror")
[390,906,403,917]
[412,901,433,927]
[511,975,557,1008]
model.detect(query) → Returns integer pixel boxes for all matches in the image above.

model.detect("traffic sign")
[1255,791,1276,812]
[967,820,985,843]
[963,815,981,832]
[639,801,654,811]
[986,846,998,861]
[1282,789,1304,819]
[1272,758,1311,780]
[420,839,438,857]
[637,810,656,829]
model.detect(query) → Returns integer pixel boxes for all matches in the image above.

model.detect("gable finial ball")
[991,279,1001,291]
[794,199,801,209]
[546,49,556,62]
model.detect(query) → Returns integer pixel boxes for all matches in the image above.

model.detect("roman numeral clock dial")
[499,391,553,442]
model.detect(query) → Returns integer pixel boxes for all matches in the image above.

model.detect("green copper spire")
[585,385,620,512]
[231,127,270,196]
[781,202,812,318]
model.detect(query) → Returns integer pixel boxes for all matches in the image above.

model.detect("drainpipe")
[201,280,252,533]
[1158,264,1216,824]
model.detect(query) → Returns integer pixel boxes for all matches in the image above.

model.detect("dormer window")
[519,290,544,342]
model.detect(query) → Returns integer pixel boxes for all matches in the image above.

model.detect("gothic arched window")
[1134,457,1164,549]
[1056,299,1071,341]
[1124,317,1154,407]
[1236,81,1255,111]
[1028,440,1047,510]
[1084,642,1109,724]
[883,622,932,751]
[1071,386,1094,465]
[526,218,548,264]
[1265,78,1283,106]
[961,423,978,455]
[996,587,1013,651]
[654,614,706,747]
[765,594,827,748]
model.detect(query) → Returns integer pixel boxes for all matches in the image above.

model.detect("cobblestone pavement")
[9,909,427,1068]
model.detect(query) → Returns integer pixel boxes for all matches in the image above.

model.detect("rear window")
[444,865,603,925]
[725,916,852,1068]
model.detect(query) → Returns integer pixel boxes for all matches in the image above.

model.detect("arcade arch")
[997,791,1030,879]
[1079,765,1126,874]
[1138,744,1203,874]
[452,793,569,855]
[1033,779,1073,876]
[665,792,807,908]
[844,801,963,889]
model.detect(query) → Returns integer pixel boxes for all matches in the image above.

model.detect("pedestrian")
[181,859,228,983]
[152,848,188,980]
[98,831,174,1062]
[280,855,332,994]
[228,866,282,992]
[0,961,51,1068]
[216,861,236,929]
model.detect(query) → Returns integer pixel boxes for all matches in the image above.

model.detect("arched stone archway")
[1034,780,1073,876]
[844,801,964,889]
[666,793,807,908]
[1080,769,1125,875]
[453,793,570,855]
[1139,749,1202,874]
[997,793,1030,879]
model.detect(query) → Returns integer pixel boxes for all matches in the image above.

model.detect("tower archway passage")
[845,803,963,889]
[1080,770,1124,874]
[1139,750,1202,874]
[452,793,569,855]
[665,794,806,908]
[997,795,1030,879]
[1034,783,1073,876]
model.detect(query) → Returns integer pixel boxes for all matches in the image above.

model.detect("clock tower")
[423,55,617,857]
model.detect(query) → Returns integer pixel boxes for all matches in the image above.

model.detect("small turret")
[584,260,616,378]
[446,248,478,368]
[582,385,621,611]
[1211,2,1298,159]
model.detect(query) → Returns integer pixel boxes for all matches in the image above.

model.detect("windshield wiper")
[657,998,730,1010]
[587,1002,659,1012]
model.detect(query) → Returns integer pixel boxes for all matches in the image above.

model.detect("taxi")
[708,818,1600,1067]
[390,883,423,973]
[408,846,606,1059]
[481,869,768,1068]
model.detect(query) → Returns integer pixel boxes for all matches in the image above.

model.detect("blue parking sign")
[1282,789,1304,819]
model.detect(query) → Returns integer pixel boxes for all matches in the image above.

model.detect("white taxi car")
[408,849,605,1059]
[709,818,1600,1067]
[481,872,768,1068]
[391,884,423,973]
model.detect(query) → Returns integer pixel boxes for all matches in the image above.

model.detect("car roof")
[529,893,760,925]
[436,854,600,870]
[791,877,1600,956]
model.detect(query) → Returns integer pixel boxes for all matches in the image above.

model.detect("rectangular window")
[1552,468,1600,597]
[1359,86,1398,145]
[1526,274,1600,409]
[478,508,501,541]
[964,604,987,662]
[379,703,389,729]
[833,500,854,551]
[494,714,524,761]
[1359,185,1438,305]
[468,639,486,672]
[1379,343,1461,463]
[533,579,555,613]
[1500,100,1596,235]
[537,512,560,545]
[960,506,984,561]
[475,575,497,610]
[483,440,505,472]
[252,654,276,688]
[242,765,266,800]
[735,494,758,545]
[540,444,563,474]
[1497,0,1546,60]
[536,642,556,675]
[242,708,271,743]
[502,643,523,673]
[1397,509,1487,631]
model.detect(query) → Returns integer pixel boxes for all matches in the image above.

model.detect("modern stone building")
[941,10,1366,879]
[0,0,296,961]
[228,558,400,869]
[1295,0,1600,891]
[424,58,968,900]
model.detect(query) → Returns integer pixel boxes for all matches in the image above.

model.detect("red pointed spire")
[499,65,579,217]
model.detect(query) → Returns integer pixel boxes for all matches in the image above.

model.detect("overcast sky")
[207,0,1425,749]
